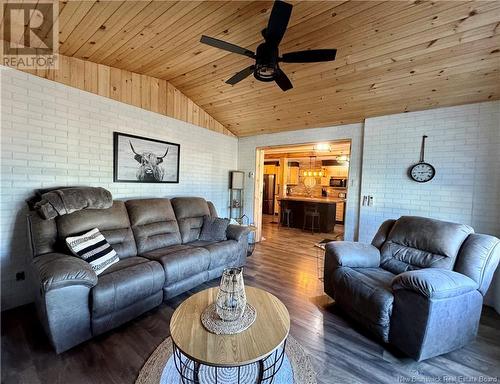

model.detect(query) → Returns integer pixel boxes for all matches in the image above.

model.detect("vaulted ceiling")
[13,1,500,136]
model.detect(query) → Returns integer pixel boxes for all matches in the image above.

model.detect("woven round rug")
[135,335,316,384]
[201,303,257,335]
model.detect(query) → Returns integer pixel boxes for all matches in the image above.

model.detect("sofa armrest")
[32,252,98,292]
[226,225,250,242]
[392,269,478,300]
[325,241,381,268]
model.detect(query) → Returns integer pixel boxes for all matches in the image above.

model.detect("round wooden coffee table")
[170,286,290,383]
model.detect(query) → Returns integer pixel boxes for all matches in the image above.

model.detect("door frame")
[253,139,352,242]
[253,148,265,241]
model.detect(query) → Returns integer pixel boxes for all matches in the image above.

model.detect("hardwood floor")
[2,217,499,384]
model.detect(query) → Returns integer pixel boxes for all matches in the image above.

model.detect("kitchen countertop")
[278,196,346,204]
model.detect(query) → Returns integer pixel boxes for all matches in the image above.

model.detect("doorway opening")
[253,140,351,243]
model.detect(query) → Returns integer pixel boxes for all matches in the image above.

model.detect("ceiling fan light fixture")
[336,154,350,162]
[314,143,332,152]
[254,62,278,82]
[199,0,337,91]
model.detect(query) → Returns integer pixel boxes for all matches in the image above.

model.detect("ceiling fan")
[200,0,337,91]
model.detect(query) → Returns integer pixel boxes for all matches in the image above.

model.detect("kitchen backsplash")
[288,184,347,198]
[288,159,348,197]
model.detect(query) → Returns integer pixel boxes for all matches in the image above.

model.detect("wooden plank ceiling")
[17,1,500,135]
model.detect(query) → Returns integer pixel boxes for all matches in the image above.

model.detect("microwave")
[330,178,347,187]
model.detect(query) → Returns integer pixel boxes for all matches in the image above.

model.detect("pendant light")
[302,156,324,177]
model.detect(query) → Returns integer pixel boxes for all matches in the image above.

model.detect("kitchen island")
[278,196,345,233]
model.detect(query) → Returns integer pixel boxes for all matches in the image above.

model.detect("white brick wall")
[0,67,238,310]
[238,123,363,242]
[359,101,500,242]
[360,101,500,311]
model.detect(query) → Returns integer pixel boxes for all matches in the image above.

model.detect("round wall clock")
[409,135,435,183]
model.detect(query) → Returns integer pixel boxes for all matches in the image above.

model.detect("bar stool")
[303,204,320,234]
[279,200,292,227]
[280,208,292,227]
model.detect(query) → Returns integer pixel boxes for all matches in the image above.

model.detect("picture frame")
[113,132,180,183]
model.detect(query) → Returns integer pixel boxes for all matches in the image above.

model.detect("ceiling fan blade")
[275,68,293,91]
[200,35,255,58]
[226,65,255,85]
[265,1,293,46]
[281,49,337,63]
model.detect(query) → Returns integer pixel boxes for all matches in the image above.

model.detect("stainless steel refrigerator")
[262,174,275,215]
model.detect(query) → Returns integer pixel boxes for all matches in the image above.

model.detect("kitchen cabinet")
[288,165,299,185]
[336,201,344,223]
[264,164,276,174]
[278,197,341,233]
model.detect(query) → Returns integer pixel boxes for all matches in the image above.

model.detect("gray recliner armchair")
[324,216,500,361]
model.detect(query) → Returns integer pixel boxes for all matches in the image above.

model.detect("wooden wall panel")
[13,54,234,137]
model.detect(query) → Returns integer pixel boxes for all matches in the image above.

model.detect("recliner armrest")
[392,269,478,299]
[226,225,250,242]
[32,252,98,292]
[325,241,381,268]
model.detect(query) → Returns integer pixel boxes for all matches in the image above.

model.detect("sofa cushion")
[171,197,211,243]
[141,245,210,285]
[332,267,395,341]
[199,216,229,241]
[56,201,137,259]
[91,258,164,317]
[203,240,240,269]
[188,240,217,247]
[380,216,473,274]
[126,198,182,254]
[99,256,148,276]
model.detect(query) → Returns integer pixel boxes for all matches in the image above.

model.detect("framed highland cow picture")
[113,132,180,183]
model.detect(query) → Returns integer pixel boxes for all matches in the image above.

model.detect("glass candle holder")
[216,267,246,322]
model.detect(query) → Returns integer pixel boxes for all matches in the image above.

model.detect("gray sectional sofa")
[27,197,249,353]
[324,216,500,361]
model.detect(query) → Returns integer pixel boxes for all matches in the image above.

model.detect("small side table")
[314,238,336,281]
[246,224,257,256]
[235,215,257,257]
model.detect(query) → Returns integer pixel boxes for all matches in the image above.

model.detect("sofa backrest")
[125,198,182,254]
[378,216,473,274]
[56,201,137,259]
[171,197,212,243]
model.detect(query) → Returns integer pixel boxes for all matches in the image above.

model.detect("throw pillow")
[66,228,119,275]
[199,216,230,241]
